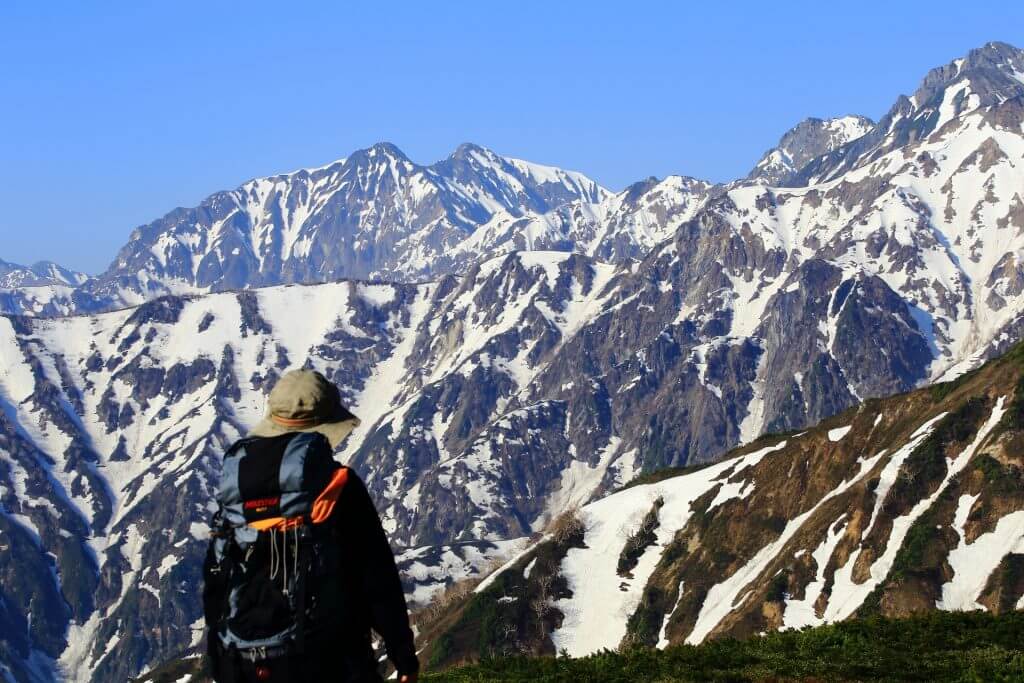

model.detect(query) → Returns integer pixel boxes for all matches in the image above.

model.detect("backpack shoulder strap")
[310,466,349,524]
[276,433,348,522]
[223,435,258,459]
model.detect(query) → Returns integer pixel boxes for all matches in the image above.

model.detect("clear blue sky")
[2,1,1022,274]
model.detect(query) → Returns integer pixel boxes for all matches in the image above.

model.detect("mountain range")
[0,260,88,318]
[0,105,876,318]
[1,40,1024,682]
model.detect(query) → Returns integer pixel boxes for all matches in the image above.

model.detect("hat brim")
[248,415,361,449]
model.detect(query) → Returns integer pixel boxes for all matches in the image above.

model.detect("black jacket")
[203,438,418,682]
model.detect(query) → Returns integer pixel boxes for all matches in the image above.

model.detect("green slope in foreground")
[421,610,1024,682]
[140,610,1024,681]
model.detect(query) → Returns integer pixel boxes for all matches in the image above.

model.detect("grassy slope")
[423,610,1024,682]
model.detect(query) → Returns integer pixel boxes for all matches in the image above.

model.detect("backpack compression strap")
[247,467,349,531]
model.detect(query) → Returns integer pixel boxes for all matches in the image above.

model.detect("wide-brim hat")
[248,369,360,449]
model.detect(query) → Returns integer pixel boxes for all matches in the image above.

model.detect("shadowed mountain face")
[2,41,1024,682]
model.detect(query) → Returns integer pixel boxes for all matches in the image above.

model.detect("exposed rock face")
[423,344,1024,665]
[747,115,874,185]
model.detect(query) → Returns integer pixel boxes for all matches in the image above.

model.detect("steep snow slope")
[422,344,1024,663]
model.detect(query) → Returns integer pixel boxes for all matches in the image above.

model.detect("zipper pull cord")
[269,529,279,581]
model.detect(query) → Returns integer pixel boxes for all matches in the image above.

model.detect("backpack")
[205,431,349,662]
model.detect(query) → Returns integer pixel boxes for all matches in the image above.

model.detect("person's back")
[203,370,419,682]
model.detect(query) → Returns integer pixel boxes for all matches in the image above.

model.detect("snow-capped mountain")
[0,255,628,682]
[0,148,716,318]
[4,40,1024,683]
[0,247,944,681]
[578,38,1024,454]
[747,115,875,185]
[49,143,609,313]
[420,345,1024,662]
[0,142,719,318]
[0,260,88,318]
[0,260,87,289]
[452,174,719,266]
[797,40,1024,185]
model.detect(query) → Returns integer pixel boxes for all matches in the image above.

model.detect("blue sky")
[2,1,1022,274]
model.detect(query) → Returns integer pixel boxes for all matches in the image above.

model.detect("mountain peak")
[358,141,412,163]
[912,40,1024,110]
[747,114,874,185]
[622,176,661,202]
[447,142,508,169]
[793,41,1024,185]
[964,40,1023,71]
[0,257,88,289]
[452,141,493,157]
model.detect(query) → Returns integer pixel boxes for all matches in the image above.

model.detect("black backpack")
[204,431,348,663]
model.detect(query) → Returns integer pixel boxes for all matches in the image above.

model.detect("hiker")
[203,370,419,682]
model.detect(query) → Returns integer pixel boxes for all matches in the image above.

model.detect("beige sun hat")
[248,369,361,448]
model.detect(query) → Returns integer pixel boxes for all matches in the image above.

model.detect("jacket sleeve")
[343,471,420,676]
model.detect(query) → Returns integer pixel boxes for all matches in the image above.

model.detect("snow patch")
[827,426,852,442]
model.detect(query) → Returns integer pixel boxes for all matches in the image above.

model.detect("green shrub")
[423,610,1024,681]
[766,570,789,603]
[1000,372,1024,431]
[617,497,664,576]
